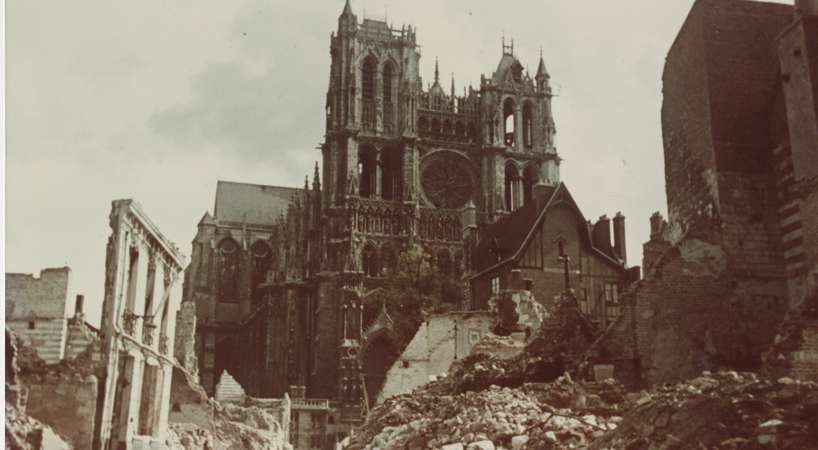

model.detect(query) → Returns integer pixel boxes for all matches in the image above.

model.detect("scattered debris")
[5,404,70,450]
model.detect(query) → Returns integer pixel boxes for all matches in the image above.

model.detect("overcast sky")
[6,0,791,325]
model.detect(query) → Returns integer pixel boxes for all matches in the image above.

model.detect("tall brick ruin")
[591,0,818,387]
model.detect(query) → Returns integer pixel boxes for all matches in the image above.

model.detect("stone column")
[375,147,383,199]
[514,102,523,150]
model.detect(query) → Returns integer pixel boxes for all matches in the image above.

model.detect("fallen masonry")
[349,361,818,449]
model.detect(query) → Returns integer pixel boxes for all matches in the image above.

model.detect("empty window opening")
[503,98,516,146]
[383,62,395,132]
[358,146,378,198]
[522,102,533,147]
[380,148,403,201]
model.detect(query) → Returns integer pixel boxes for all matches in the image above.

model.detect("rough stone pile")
[5,404,70,450]
[350,369,628,450]
[593,371,818,450]
[169,402,290,450]
[352,361,818,449]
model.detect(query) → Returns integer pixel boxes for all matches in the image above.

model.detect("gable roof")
[471,183,623,278]
[213,180,302,227]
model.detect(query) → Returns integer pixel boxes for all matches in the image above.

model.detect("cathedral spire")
[536,48,549,80]
[313,161,321,190]
[434,57,440,86]
[341,0,352,16]
[450,73,455,98]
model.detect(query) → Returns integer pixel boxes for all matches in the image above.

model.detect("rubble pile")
[469,335,526,361]
[169,376,291,450]
[169,402,288,450]
[350,374,629,449]
[353,370,818,449]
[5,404,70,450]
[593,371,818,450]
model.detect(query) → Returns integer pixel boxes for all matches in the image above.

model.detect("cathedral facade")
[181,0,624,433]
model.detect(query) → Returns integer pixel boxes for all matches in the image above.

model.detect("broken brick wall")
[596,236,788,388]
[174,300,198,375]
[5,268,71,364]
[662,0,791,273]
[64,318,100,361]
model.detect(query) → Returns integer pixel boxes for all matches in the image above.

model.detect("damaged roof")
[471,182,622,276]
[213,180,302,227]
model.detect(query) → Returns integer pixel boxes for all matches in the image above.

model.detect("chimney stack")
[74,294,85,318]
[649,212,664,239]
[592,215,613,254]
[613,212,627,264]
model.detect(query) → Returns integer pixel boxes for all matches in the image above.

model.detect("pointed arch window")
[505,162,523,211]
[217,238,240,303]
[383,62,395,133]
[503,98,516,146]
[522,102,534,148]
[362,244,379,277]
[362,56,377,131]
[250,240,272,304]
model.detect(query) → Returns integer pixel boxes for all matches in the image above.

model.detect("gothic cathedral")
[182,0,564,429]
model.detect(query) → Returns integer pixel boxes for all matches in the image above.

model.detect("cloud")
[148,1,330,167]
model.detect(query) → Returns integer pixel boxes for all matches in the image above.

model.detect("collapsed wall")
[590,229,788,388]
[376,311,493,403]
[7,326,104,450]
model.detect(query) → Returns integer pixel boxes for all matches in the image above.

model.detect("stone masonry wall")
[64,318,100,361]
[5,268,71,364]
[21,372,99,450]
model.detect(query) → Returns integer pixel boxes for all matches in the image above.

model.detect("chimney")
[649,212,664,239]
[74,294,85,318]
[795,0,818,16]
[613,212,627,264]
[592,215,613,254]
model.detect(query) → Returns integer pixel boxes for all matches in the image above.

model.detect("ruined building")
[6,267,73,364]
[591,0,818,387]
[181,0,632,433]
[96,199,187,449]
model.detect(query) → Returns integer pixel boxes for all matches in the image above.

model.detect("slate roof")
[213,180,302,227]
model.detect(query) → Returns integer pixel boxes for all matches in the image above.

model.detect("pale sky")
[5,0,792,325]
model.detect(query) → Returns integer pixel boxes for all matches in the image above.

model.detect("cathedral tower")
[323,0,422,208]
